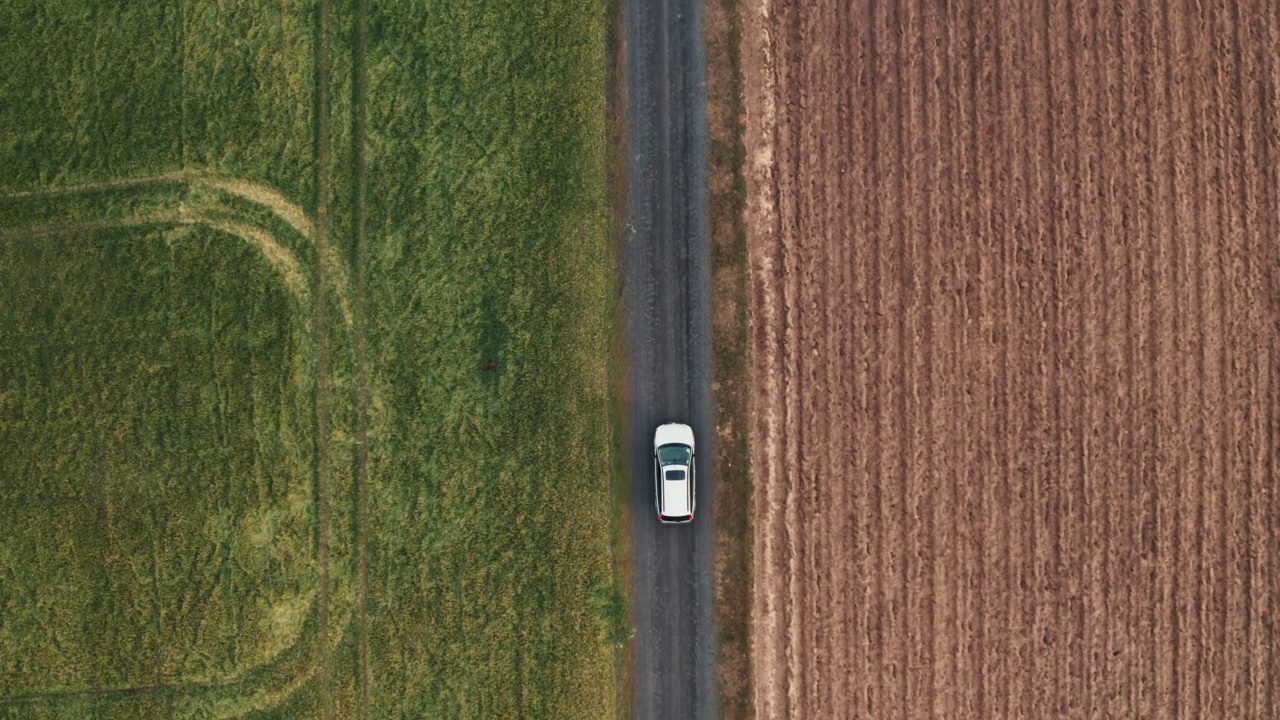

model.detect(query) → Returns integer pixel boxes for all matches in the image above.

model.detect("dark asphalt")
[622,0,717,716]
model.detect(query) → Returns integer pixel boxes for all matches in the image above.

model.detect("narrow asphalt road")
[622,0,717,716]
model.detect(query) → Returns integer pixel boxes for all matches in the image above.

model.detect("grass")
[0,0,618,717]
[361,2,616,717]
[0,224,318,690]
[705,0,754,715]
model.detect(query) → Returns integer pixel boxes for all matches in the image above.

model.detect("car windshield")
[657,445,691,465]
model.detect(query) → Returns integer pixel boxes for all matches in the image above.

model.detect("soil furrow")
[934,3,961,715]
[1258,11,1280,717]
[1235,4,1268,715]
[781,0,804,710]
[1120,2,1149,716]
[1110,0,1134,709]
[960,0,982,714]
[1145,0,1172,713]
[868,0,888,714]
[1153,0,1183,714]
[1041,0,1068,713]
[829,2,859,716]
[847,2,876,715]
[888,0,910,714]
[914,0,939,715]
[740,2,1280,717]
[1223,1,1253,714]
[897,0,927,715]
[1187,4,1214,714]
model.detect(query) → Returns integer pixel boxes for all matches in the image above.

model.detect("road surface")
[622,0,717,716]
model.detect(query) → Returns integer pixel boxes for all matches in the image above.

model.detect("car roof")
[661,468,691,516]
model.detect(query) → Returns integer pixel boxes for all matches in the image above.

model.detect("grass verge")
[604,0,637,714]
[705,0,754,716]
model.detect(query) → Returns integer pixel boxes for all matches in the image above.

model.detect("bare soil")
[742,0,1280,717]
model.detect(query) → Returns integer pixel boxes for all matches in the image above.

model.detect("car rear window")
[665,469,686,481]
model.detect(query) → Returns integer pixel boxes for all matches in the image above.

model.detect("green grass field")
[0,1,618,718]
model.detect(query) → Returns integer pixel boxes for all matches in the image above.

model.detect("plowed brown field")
[742,0,1280,717]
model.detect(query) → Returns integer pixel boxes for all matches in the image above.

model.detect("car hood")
[654,423,695,453]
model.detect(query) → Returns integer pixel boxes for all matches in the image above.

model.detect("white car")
[654,423,696,523]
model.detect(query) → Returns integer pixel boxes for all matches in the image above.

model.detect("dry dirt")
[743,0,1280,717]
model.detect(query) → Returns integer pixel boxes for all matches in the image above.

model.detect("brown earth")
[742,0,1280,717]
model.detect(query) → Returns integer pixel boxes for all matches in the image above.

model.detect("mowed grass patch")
[0,225,318,693]
[363,1,616,717]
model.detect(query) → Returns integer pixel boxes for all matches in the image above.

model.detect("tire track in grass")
[0,173,188,202]
[0,212,312,309]
[314,0,334,712]
[352,0,371,713]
